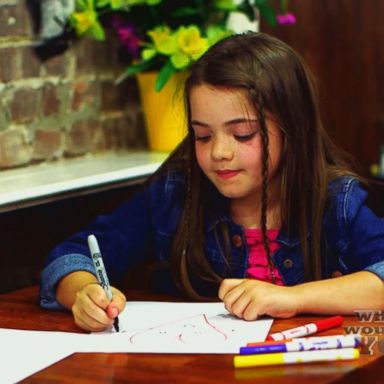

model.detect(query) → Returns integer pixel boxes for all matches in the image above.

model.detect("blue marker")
[240,335,360,355]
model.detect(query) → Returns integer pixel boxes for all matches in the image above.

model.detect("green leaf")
[171,7,200,17]
[95,0,110,7]
[141,48,157,61]
[212,0,237,12]
[115,59,155,84]
[86,21,106,40]
[76,0,91,11]
[254,0,269,6]
[257,4,277,27]
[110,0,126,9]
[155,60,176,92]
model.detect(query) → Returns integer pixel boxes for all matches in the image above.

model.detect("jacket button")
[283,259,293,268]
[232,235,243,247]
[331,270,343,278]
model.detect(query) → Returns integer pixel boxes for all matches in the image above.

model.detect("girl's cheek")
[195,144,209,163]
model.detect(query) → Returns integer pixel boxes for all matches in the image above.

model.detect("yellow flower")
[176,25,208,58]
[147,26,177,55]
[170,50,190,69]
[71,10,97,35]
[169,25,208,69]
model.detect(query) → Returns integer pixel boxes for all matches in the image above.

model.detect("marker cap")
[315,316,344,332]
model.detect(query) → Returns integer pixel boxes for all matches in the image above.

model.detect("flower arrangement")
[70,1,295,91]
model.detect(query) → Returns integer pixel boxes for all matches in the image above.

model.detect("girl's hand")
[71,283,126,332]
[218,279,299,320]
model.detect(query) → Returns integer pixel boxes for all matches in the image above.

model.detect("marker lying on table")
[234,348,360,368]
[266,316,344,341]
[88,234,120,332]
[240,335,360,355]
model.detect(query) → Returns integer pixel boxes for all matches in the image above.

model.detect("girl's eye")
[234,132,257,142]
[195,135,210,142]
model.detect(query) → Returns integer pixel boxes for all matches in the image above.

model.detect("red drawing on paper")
[128,314,229,345]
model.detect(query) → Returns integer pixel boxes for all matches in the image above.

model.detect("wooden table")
[0,286,383,383]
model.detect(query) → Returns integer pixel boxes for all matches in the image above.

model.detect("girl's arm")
[292,271,384,314]
[218,271,384,320]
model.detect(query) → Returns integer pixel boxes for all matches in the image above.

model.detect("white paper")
[0,328,75,384]
[85,301,273,354]
[0,302,273,382]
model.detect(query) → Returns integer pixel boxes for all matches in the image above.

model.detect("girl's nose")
[211,136,234,161]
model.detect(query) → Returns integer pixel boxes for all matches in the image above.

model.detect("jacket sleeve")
[39,180,157,310]
[339,179,384,280]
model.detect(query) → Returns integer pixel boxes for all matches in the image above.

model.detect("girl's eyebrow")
[191,119,209,127]
[191,118,258,127]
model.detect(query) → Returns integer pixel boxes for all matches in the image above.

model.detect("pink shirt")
[244,228,284,285]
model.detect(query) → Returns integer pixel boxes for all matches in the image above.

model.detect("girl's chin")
[215,186,247,199]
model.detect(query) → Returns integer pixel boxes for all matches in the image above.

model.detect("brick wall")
[0,1,147,169]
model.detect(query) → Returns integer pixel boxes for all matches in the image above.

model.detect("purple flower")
[110,15,141,58]
[276,12,296,25]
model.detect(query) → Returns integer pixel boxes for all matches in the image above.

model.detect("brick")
[123,103,147,147]
[0,4,33,37]
[0,128,31,168]
[123,77,141,103]
[0,90,10,129]
[10,87,40,123]
[43,83,60,116]
[71,81,99,111]
[21,46,42,78]
[102,112,146,150]
[102,118,121,149]
[0,47,21,82]
[43,53,69,77]
[74,39,97,74]
[92,33,121,71]
[32,128,63,160]
[64,119,102,156]
[101,80,127,111]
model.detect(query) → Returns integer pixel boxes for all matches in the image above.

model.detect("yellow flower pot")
[136,71,188,152]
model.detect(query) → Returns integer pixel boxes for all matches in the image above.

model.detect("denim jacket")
[40,173,384,309]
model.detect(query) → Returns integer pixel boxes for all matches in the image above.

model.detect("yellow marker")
[234,348,360,368]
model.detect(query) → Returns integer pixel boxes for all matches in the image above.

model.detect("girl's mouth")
[216,170,240,180]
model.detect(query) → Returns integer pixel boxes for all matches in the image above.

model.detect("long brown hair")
[159,32,358,299]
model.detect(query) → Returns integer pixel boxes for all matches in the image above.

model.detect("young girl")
[40,32,384,332]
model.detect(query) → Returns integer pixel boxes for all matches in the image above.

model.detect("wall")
[263,0,384,176]
[0,0,147,169]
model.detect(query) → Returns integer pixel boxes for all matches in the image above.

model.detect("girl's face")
[190,84,283,206]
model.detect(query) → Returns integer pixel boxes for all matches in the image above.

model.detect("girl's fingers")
[111,287,127,314]
[72,284,127,331]
[242,300,261,321]
[74,306,111,332]
[85,284,111,309]
[75,298,112,323]
[220,283,247,314]
[106,303,119,319]
[219,279,264,320]
[73,287,115,331]
[228,292,251,318]
[218,279,244,300]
